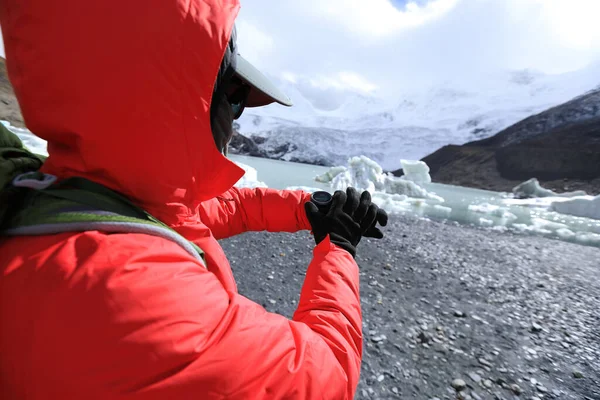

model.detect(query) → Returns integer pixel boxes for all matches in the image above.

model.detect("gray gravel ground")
[221,215,600,400]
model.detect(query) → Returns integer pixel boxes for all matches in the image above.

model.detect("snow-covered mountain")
[237,63,600,171]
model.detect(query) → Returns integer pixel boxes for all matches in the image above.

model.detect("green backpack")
[0,123,206,267]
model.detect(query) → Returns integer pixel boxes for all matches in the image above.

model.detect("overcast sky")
[235,0,600,98]
[1,0,599,98]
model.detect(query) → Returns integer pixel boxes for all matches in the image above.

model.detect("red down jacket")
[0,1,362,399]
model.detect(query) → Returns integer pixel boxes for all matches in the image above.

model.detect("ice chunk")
[479,218,494,227]
[233,162,268,188]
[400,159,432,184]
[556,228,576,240]
[315,166,347,183]
[384,179,443,201]
[433,204,452,218]
[550,195,600,220]
[512,178,587,199]
[468,203,517,223]
[317,156,443,201]
[285,186,321,193]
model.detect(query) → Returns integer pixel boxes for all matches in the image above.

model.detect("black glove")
[305,188,387,257]
[341,187,388,239]
[305,190,362,257]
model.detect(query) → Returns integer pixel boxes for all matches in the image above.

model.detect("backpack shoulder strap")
[2,173,206,268]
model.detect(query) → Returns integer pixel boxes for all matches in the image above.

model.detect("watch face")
[312,191,332,204]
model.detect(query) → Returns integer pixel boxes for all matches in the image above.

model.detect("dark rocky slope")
[396,89,600,194]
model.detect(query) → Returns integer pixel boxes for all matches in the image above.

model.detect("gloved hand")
[341,187,388,239]
[304,188,388,258]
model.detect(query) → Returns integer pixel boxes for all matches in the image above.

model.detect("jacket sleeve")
[199,187,313,239]
[61,234,362,399]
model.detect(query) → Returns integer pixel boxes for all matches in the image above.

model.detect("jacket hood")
[0,0,245,226]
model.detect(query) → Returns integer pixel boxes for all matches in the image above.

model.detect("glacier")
[237,63,600,171]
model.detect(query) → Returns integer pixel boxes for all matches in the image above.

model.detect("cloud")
[236,0,600,99]
[292,0,459,39]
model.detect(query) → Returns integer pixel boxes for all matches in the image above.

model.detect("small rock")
[478,358,493,367]
[391,387,399,394]
[384,263,392,270]
[417,331,432,344]
[377,374,385,382]
[454,310,467,318]
[531,323,543,333]
[573,370,584,379]
[536,385,548,393]
[483,379,493,388]
[468,372,482,383]
[368,280,378,286]
[371,335,387,343]
[433,343,448,353]
[268,299,276,305]
[267,275,274,280]
[452,379,467,391]
[510,384,523,395]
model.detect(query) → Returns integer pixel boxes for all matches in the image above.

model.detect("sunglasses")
[227,77,251,120]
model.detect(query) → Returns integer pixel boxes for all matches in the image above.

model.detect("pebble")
[531,322,543,333]
[468,372,482,383]
[377,374,385,382]
[483,379,493,388]
[371,335,387,343]
[536,385,548,393]
[452,379,467,391]
[478,358,493,367]
[391,387,399,394]
[454,310,467,318]
[417,331,432,344]
[573,370,584,379]
[510,384,523,395]
[457,391,470,400]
